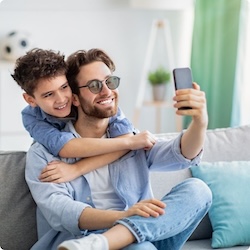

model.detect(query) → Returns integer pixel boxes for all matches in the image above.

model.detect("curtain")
[231,0,250,126]
[185,0,242,129]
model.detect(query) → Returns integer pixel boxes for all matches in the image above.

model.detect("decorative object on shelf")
[148,66,170,101]
[0,30,34,62]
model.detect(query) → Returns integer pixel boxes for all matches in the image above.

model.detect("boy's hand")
[124,198,166,218]
[40,161,79,183]
[126,131,157,150]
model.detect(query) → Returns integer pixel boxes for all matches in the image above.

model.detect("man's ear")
[72,94,80,107]
[23,93,37,107]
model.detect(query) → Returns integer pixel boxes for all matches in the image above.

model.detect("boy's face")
[75,61,119,119]
[24,75,72,118]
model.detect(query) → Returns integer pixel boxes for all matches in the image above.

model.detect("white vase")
[152,84,166,101]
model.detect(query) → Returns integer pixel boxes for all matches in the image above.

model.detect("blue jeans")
[117,178,212,250]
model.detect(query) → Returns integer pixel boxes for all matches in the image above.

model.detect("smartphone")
[173,67,193,110]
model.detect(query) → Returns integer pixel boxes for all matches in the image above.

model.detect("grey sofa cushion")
[0,151,37,250]
[203,125,250,162]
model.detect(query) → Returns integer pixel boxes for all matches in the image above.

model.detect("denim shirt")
[25,121,202,250]
[22,105,135,156]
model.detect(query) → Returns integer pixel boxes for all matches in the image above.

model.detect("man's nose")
[99,82,111,95]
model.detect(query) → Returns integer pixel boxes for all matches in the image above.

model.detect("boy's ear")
[72,94,80,107]
[23,93,37,107]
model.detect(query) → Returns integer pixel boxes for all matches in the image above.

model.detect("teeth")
[99,99,112,105]
[57,104,66,110]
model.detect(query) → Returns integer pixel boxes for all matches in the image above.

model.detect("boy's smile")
[24,75,73,118]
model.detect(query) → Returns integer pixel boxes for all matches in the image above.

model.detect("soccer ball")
[0,30,34,62]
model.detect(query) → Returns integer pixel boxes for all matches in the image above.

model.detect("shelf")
[137,100,182,133]
[134,99,181,133]
[143,100,173,107]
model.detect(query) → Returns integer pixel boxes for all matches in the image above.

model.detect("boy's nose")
[56,92,65,102]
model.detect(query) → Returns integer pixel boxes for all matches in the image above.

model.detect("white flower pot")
[152,84,166,101]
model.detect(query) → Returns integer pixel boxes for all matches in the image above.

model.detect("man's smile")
[97,98,114,105]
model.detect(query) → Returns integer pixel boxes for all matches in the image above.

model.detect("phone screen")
[173,67,193,90]
[173,67,193,109]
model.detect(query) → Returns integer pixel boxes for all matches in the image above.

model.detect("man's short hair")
[66,48,115,95]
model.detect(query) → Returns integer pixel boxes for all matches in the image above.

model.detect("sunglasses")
[78,76,120,94]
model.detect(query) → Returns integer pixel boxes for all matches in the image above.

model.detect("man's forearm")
[180,120,207,159]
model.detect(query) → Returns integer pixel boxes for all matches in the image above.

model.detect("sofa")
[1,125,250,250]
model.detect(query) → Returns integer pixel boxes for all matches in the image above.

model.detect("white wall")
[0,0,194,151]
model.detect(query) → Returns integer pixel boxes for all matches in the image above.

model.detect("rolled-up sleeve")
[147,133,203,171]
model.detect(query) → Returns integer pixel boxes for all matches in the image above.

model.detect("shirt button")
[86,197,91,201]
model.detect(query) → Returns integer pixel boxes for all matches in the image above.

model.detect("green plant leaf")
[148,67,170,85]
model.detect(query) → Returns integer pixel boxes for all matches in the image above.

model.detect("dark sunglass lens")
[89,80,102,93]
[107,77,119,90]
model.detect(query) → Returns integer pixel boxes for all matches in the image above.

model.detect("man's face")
[76,61,119,118]
[25,75,72,118]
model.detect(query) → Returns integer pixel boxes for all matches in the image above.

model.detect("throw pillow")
[191,161,250,248]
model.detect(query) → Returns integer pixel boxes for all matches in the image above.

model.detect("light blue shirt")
[25,121,202,250]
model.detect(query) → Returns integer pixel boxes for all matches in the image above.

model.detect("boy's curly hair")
[12,48,67,96]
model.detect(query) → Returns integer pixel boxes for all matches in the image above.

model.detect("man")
[25,48,212,250]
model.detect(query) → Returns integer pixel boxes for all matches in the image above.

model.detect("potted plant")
[148,66,171,101]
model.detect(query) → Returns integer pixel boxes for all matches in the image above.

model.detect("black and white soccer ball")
[0,30,34,62]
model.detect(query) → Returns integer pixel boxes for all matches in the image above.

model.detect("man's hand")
[39,161,79,183]
[173,82,208,128]
[124,198,166,218]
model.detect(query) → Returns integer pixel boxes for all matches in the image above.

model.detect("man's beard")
[79,98,118,118]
